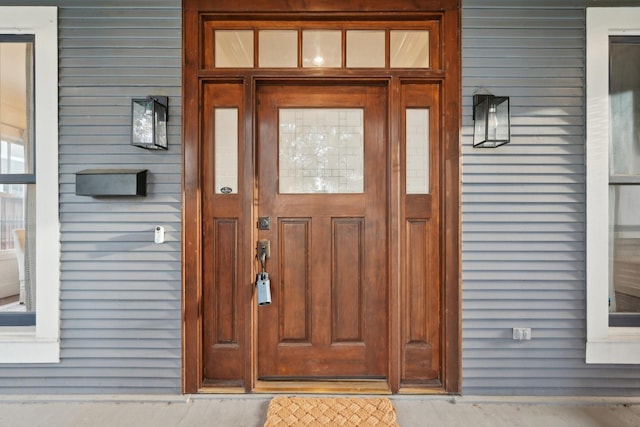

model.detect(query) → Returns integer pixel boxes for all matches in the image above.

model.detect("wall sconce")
[131,96,168,150]
[473,94,510,148]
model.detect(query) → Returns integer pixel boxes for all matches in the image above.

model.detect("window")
[586,7,640,363]
[0,7,59,363]
[0,34,35,326]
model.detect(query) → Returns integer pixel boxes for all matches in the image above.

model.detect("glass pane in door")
[214,108,238,194]
[279,108,363,193]
[406,108,430,194]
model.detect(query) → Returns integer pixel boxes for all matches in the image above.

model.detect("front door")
[256,83,388,379]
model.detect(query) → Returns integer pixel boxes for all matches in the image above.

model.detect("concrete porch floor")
[0,395,639,426]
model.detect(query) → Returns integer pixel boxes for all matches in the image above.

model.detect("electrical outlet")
[512,327,532,341]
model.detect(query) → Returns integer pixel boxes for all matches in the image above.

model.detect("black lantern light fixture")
[473,94,510,148]
[131,96,168,150]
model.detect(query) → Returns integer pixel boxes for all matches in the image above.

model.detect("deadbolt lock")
[258,216,271,230]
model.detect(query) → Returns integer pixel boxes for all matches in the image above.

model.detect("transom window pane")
[215,30,254,68]
[279,108,363,194]
[346,30,385,68]
[390,30,429,68]
[259,30,298,68]
[302,30,342,68]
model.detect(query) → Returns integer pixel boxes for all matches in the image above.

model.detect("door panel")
[257,84,388,379]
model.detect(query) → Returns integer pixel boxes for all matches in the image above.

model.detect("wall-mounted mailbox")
[76,169,147,197]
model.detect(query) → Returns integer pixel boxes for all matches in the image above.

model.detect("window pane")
[215,108,238,194]
[302,30,341,68]
[259,30,297,68]
[610,37,640,176]
[279,108,363,193]
[390,31,429,68]
[0,37,35,324]
[0,184,34,320]
[0,39,33,175]
[406,109,430,194]
[215,30,254,68]
[609,185,640,315]
[346,30,385,68]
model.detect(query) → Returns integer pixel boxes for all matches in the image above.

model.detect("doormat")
[264,396,399,427]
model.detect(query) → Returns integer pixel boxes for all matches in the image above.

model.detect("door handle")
[256,240,272,306]
[257,239,271,262]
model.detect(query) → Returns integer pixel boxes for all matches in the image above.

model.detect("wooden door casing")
[183,0,461,394]
[257,84,388,379]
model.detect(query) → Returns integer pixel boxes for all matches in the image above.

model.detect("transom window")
[203,19,437,70]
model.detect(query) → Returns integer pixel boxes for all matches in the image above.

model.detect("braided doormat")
[264,396,399,427]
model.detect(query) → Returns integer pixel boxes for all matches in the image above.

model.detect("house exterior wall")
[462,0,640,395]
[0,0,639,396]
[0,0,183,393]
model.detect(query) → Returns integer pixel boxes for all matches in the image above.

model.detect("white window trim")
[0,7,60,363]
[586,7,640,364]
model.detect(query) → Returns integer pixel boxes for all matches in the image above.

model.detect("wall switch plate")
[512,327,532,341]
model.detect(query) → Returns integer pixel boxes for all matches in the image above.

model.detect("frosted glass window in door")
[302,30,342,68]
[259,30,298,68]
[215,108,238,194]
[215,30,254,68]
[279,109,363,193]
[390,30,429,68]
[406,109,430,194]
[346,30,385,68]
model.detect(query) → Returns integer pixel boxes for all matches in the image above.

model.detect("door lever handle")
[257,239,271,273]
[257,240,271,260]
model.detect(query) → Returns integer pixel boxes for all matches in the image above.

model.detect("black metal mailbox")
[75,169,147,197]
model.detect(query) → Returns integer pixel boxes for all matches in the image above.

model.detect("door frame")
[182,0,461,394]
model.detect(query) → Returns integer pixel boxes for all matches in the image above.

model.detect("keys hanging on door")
[256,240,272,306]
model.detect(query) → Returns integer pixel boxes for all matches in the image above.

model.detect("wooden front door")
[256,84,388,379]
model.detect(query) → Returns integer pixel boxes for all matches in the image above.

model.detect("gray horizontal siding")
[2,0,640,397]
[0,0,182,394]
[462,1,640,396]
